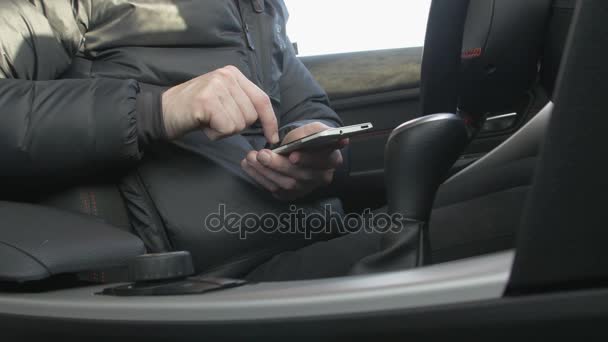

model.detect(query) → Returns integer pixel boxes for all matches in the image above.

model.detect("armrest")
[0,201,145,283]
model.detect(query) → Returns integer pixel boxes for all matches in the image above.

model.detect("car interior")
[3,0,608,339]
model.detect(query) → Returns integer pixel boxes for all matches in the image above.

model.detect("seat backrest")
[459,0,553,115]
[420,0,470,116]
[540,0,577,98]
[444,102,553,190]
[420,0,554,121]
[37,185,132,232]
[508,0,608,295]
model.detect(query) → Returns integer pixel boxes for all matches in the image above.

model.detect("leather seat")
[37,184,132,233]
[429,103,551,262]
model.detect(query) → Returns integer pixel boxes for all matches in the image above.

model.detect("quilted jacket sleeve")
[0,0,143,187]
[0,78,142,181]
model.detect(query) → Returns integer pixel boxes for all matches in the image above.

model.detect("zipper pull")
[244,23,256,51]
[237,1,256,51]
[252,0,265,13]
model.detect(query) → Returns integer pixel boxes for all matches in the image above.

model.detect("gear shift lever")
[352,114,469,274]
[385,114,469,221]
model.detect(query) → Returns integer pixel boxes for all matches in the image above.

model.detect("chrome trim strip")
[0,251,513,322]
[486,112,518,121]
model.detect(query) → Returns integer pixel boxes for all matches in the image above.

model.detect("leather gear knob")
[385,114,469,221]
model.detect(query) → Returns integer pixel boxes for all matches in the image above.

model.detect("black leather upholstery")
[428,103,552,262]
[0,201,145,283]
[385,114,470,221]
[38,184,132,232]
[509,0,608,293]
[437,103,552,207]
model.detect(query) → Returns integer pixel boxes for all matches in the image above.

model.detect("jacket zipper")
[241,19,255,51]
[236,0,262,86]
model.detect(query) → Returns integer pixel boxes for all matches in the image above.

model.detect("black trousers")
[246,189,526,282]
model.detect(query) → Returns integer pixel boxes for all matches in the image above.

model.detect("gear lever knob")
[352,114,469,273]
[385,113,469,221]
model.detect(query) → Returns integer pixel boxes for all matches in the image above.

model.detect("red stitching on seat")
[90,191,98,217]
[81,191,90,215]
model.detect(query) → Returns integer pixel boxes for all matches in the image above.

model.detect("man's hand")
[241,122,348,201]
[162,66,279,144]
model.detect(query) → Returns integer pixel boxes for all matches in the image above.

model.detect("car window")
[283,0,432,56]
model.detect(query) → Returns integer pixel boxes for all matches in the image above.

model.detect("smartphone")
[272,123,373,155]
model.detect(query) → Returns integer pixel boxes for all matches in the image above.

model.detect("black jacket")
[0,0,340,185]
[0,0,343,268]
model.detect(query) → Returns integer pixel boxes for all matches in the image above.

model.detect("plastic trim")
[0,251,513,322]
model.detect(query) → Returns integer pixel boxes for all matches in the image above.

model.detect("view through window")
[284,0,432,56]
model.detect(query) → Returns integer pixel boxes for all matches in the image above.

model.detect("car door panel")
[302,47,422,100]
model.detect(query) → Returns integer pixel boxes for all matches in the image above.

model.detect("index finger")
[229,67,279,144]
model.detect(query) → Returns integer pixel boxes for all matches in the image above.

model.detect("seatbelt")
[420,0,470,116]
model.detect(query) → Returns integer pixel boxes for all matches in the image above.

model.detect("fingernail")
[290,153,300,165]
[258,151,271,165]
[247,152,257,164]
[272,133,280,144]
